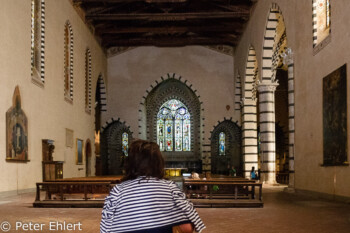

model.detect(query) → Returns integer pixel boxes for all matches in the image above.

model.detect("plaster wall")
[0,0,107,193]
[235,0,350,198]
[106,46,235,147]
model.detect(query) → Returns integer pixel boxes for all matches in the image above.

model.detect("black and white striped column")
[258,81,278,184]
[242,98,258,178]
[283,48,295,189]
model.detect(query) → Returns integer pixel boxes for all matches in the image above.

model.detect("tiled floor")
[0,185,349,233]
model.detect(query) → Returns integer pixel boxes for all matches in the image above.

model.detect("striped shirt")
[100,177,205,233]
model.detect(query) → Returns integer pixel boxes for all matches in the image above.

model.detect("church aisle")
[0,185,349,233]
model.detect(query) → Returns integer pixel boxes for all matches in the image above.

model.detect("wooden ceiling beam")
[74,0,186,3]
[102,36,237,47]
[95,24,243,34]
[74,0,144,3]
[86,12,250,21]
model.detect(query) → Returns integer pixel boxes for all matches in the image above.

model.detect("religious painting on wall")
[323,64,348,166]
[6,86,29,162]
[76,139,84,165]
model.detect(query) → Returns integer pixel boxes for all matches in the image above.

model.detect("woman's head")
[123,139,165,181]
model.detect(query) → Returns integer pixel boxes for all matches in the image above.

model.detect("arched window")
[313,0,331,48]
[64,22,73,101]
[85,48,92,112]
[31,0,45,83]
[219,132,225,155]
[122,132,128,156]
[210,120,242,175]
[157,99,191,152]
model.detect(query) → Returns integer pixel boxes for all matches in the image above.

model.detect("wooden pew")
[55,175,122,184]
[33,181,113,208]
[183,179,263,208]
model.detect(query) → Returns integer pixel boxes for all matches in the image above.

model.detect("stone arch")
[261,3,286,82]
[241,45,259,178]
[139,73,203,170]
[258,3,296,186]
[100,118,133,175]
[210,119,242,175]
[243,46,258,100]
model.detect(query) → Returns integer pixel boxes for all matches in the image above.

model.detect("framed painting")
[323,64,348,166]
[6,86,29,162]
[76,139,84,165]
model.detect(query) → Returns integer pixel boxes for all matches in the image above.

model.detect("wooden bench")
[183,179,263,208]
[33,182,113,208]
[55,175,122,184]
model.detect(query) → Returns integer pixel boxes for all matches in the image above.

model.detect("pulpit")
[41,139,64,181]
[42,161,64,181]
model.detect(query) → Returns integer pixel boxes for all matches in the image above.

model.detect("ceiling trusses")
[73,0,256,48]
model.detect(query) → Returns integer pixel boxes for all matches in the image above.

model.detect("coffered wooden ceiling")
[73,0,256,48]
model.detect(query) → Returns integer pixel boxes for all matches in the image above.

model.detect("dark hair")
[122,139,165,181]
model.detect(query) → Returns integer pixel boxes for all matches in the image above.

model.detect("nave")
[1,185,349,233]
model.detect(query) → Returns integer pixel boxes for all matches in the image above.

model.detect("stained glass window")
[219,132,225,155]
[157,99,191,152]
[122,132,128,156]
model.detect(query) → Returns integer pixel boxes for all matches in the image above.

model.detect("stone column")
[258,81,278,184]
[241,98,258,178]
[282,48,295,190]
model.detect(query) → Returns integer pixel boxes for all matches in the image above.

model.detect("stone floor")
[0,185,349,233]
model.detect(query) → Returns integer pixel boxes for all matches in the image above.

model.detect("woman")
[250,166,257,180]
[100,140,205,233]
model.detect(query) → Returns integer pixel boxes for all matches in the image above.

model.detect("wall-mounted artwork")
[66,128,74,148]
[6,86,29,162]
[76,139,84,165]
[323,64,348,166]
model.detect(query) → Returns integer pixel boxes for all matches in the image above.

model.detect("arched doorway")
[275,68,289,184]
[94,74,106,176]
[100,119,132,175]
[85,139,92,177]
[211,120,242,175]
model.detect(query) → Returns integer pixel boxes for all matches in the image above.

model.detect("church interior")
[0,0,350,232]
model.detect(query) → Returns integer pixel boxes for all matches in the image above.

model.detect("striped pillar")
[258,81,278,184]
[241,98,258,178]
[288,63,295,188]
[283,48,295,189]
